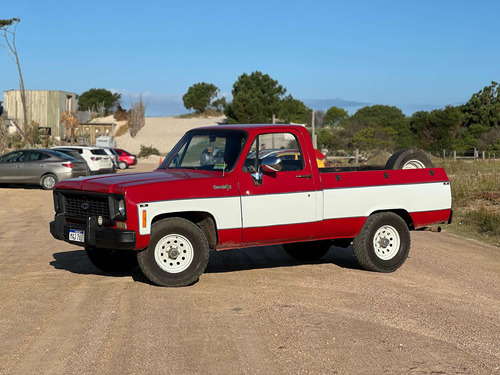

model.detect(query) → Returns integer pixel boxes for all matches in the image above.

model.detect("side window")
[2,151,25,163]
[243,132,304,172]
[27,151,50,161]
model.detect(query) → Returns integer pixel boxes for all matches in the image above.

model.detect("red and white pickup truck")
[50,125,452,287]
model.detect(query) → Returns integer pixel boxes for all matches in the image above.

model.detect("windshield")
[161,129,247,172]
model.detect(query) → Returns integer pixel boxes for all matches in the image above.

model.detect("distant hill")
[136,94,453,117]
[303,98,370,113]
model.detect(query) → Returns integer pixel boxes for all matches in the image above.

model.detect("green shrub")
[138,145,160,158]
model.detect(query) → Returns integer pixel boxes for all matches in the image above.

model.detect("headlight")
[118,199,126,216]
[109,195,127,221]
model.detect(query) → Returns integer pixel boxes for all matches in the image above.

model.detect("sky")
[1,0,499,116]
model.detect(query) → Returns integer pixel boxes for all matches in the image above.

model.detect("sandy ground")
[0,162,499,374]
[94,115,226,155]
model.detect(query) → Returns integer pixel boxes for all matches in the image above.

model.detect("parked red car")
[114,148,137,169]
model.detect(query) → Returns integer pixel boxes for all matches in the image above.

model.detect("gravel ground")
[0,162,499,375]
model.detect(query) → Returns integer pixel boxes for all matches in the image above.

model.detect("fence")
[439,149,497,162]
[324,148,498,165]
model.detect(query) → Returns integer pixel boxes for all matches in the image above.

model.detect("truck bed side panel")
[319,168,452,237]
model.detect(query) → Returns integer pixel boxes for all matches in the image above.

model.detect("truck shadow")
[50,245,361,282]
[205,245,361,273]
[50,249,148,283]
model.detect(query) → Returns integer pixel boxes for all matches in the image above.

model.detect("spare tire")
[385,149,433,170]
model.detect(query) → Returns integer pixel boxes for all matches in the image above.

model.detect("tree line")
[183,72,500,153]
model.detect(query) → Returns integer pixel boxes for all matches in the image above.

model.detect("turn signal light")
[142,210,147,228]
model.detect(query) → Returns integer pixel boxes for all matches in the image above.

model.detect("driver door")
[238,131,320,246]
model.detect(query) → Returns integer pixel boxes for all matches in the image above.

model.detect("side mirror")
[260,156,283,173]
[250,157,282,186]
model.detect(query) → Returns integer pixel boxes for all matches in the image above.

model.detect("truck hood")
[55,169,219,194]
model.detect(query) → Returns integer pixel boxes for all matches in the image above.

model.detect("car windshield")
[161,129,247,172]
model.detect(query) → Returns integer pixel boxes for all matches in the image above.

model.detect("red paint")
[114,148,138,167]
[410,209,452,229]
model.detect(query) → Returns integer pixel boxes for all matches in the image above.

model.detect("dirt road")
[0,163,499,375]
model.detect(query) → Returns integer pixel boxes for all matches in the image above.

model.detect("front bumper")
[50,213,136,250]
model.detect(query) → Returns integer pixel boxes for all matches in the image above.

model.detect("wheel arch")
[369,209,414,230]
[150,211,218,249]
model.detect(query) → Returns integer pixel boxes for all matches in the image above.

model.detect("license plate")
[69,229,85,242]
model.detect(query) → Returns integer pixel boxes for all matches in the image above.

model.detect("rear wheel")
[119,161,127,169]
[385,149,433,170]
[283,240,331,261]
[137,218,209,287]
[353,212,410,272]
[85,247,138,272]
[41,173,58,190]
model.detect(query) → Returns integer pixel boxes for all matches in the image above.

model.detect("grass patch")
[436,160,500,247]
[114,122,130,137]
[176,109,224,119]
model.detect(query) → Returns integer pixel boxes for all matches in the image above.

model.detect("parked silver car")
[0,149,89,190]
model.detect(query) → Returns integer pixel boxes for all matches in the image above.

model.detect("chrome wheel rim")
[402,159,426,169]
[155,234,194,273]
[43,176,56,189]
[373,225,400,260]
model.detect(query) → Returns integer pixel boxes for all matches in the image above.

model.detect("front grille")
[64,194,110,220]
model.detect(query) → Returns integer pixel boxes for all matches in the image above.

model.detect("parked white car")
[52,146,115,175]
[102,147,120,169]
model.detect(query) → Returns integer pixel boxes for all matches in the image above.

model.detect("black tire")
[353,212,410,273]
[85,247,139,272]
[119,161,127,170]
[137,218,209,287]
[41,173,58,190]
[283,240,331,261]
[385,148,433,170]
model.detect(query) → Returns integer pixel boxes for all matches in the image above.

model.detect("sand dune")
[93,115,226,155]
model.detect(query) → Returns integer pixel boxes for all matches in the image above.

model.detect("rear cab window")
[243,132,304,172]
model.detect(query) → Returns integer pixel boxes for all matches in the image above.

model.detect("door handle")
[296,174,312,179]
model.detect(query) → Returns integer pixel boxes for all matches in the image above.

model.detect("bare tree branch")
[0,18,28,138]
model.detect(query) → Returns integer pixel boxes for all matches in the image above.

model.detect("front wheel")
[353,212,410,272]
[137,218,209,287]
[85,247,138,272]
[283,240,331,261]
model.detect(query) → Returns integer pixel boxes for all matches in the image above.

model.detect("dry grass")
[436,160,500,246]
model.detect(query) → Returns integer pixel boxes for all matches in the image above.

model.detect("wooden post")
[355,149,359,164]
[453,150,456,161]
[311,111,317,149]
